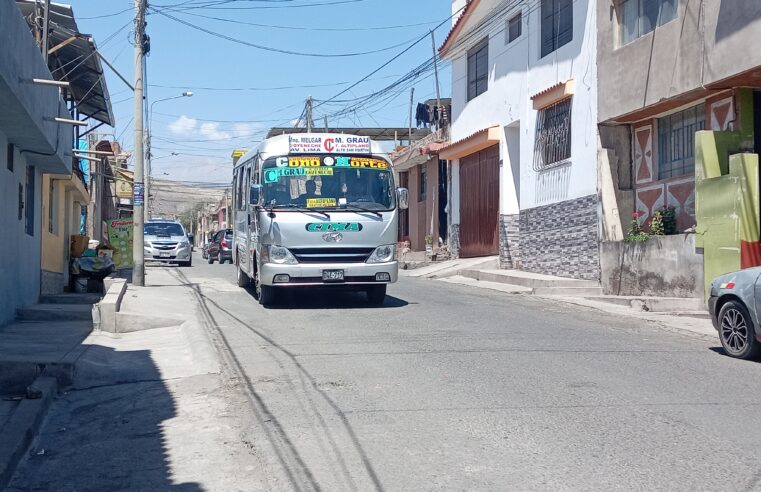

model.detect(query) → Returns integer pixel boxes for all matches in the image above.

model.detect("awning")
[439,126,500,160]
[16,1,115,126]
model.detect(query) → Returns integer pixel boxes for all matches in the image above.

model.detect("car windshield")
[145,223,184,237]
[262,155,395,211]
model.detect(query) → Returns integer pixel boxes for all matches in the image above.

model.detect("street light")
[145,91,193,222]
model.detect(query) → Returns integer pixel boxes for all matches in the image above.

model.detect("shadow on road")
[7,345,202,491]
[244,286,409,310]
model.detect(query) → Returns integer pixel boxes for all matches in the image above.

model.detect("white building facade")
[440,0,600,279]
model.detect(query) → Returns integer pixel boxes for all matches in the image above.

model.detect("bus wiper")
[268,204,331,219]
[342,204,383,218]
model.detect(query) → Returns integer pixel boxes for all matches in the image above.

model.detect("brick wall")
[519,194,600,280]
[499,214,520,269]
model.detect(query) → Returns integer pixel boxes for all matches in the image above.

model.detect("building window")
[533,98,572,171]
[506,12,522,44]
[541,0,573,57]
[25,166,35,236]
[7,144,13,172]
[467,38,489,101]
[619,0,677,45]
[419,165,427,202]
[657,104,704,180]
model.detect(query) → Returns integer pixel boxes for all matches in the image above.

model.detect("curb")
[96,278,128,333]
[0,376,57,489]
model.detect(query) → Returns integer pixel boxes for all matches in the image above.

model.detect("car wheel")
[208,254,215,264]
[366,284,387,306]
[719,300,761,360]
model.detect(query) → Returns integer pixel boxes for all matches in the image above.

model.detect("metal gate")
[459,145,499,257]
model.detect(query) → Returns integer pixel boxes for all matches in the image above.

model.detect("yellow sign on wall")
[115,169,134,199]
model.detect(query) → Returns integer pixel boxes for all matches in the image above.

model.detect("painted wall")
[447,0,598,214]
[41,175,66,275]
[695,122,761,296]
[0,1,72,174]
[597,0,761,123]
[0,130,43,324]
[0,4,73,323]
[40,173,89,295]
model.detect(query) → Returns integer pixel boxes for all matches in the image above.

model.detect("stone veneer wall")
[519,194,600,280]
[448,224,460,259]
[499,214,520,268]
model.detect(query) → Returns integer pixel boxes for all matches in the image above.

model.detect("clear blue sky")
[64,0,453,184]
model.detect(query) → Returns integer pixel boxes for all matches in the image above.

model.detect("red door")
[459,145,499,257]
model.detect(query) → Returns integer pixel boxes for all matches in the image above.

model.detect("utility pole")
[430,31,442,120]
[132,0,146,286]
[430,30,441,241]
[324,115,328,133]
[41,0,50,61]
[145,131,151,223]
[306,96,313,133]
[408,87,414,145]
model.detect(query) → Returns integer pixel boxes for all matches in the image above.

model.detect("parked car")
[708,267,761,359]
[144,219,192,267]
[207,229,233,264]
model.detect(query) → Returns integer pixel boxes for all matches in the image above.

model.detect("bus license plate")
[322,270,344,282]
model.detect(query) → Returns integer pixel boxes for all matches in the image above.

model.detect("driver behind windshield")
[348,178,373,203]
[298,180,318,203]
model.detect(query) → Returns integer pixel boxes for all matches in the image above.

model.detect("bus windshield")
[261,155,395,211]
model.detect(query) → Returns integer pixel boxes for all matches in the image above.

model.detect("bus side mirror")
[397,187,409,210]
[249,184,263,208]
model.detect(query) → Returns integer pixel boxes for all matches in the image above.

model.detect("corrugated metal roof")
[16,1,114,127]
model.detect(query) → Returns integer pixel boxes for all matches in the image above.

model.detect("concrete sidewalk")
[439,274,716,341]
[5,265,258,490]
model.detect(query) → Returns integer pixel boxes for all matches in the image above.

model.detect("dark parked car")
[207,229,233,264]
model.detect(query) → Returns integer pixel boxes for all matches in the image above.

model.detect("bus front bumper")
[260,261,398,287]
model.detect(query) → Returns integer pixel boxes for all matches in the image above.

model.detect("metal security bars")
[533,98,572,172]
[657,104,705,180]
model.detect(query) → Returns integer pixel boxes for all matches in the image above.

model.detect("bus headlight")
[366,244,395,264]
[262,245,298,265]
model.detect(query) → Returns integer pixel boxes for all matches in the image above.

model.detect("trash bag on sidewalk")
[71,256,115,278]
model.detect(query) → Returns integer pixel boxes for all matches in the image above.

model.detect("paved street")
[107,254,761,490]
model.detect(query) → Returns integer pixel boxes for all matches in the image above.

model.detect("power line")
[150,7,421,58]
[168,9,445,31]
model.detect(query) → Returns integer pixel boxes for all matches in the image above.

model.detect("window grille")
[657,104,704,179]
[533,98,572,171]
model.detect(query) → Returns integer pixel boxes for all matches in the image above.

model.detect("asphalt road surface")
[176,255,761,491]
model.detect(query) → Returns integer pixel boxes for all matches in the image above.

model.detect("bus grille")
[290,247,374,264]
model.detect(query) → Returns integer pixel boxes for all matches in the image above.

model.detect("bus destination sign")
[288,135,371,155]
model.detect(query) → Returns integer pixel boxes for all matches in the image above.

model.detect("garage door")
[459,145,499,258]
